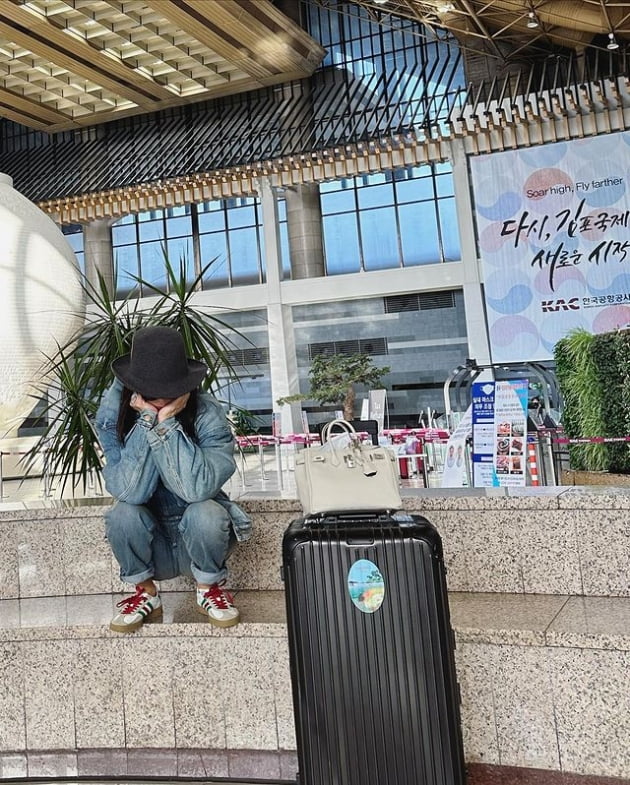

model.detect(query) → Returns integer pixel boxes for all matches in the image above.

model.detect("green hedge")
[555,327,630,473]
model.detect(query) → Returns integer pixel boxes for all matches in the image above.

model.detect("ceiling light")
[607,32,619,50]
[373,0,388,4]
[437,2,455,11]
[526,11,539,29]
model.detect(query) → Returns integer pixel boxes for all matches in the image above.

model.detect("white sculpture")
[0,173,85,438]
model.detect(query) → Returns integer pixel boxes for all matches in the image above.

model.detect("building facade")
[2,0,628,433]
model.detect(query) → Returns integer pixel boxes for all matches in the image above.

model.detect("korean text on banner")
[470,131,630,364]
[472,380,528,488]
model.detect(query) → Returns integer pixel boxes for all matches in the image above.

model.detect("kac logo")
[541,298,580,313]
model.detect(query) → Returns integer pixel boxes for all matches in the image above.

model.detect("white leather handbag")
[294,419,402,516]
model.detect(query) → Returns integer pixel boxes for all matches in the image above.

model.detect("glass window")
[198,201,221,213]
[200,234,229,288]
[166,237,194,281]
[166,205,189,218]
[359,172,388,186]
[115,265,137,295]
[258,229,267,283]
[435,161,453,175]
[357,182,394,210]
[139,241,167,289]
[112,223,136,245]
[396,176,435,203]
[320,188,355,214]
[139,220,165,243]
[436,173,454,198]
[62,224,85,275]
[323,213,360,274]
[227,205,256,229]
[438,198,460,261]
[399,202,440,265]
[229,227,261,285]
[166,214,192,238]
[360,207,399,270]
[64,231,84,254]
[138,209,163,222]
[114,244,139,280]
[115,245,139,294]
[279,221,291,280]
[320,179,343,193]
[199,210,225,233]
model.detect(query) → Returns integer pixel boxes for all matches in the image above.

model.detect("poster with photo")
[472,380,528,488]
[440,404,472,488]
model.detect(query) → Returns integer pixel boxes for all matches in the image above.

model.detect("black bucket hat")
[111,326,207,398]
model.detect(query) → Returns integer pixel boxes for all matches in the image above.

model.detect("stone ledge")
[1,591,629,653]
[1,591,629,778]
[0,747,298,781]
[1,753,629,784]
[1,491,629,601]
[4,484,630,519]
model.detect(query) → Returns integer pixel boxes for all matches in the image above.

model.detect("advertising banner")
[472,380,528,488]
[368,389,387,433]
[440,404,472,488]
[470,132,630,363]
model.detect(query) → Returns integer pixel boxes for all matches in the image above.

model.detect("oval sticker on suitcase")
[347,559,385,613]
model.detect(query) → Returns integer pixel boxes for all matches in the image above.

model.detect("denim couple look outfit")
[95,327,251,633]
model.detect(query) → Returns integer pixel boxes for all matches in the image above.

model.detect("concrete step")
[1,486,630,600]
[0,590,629,781]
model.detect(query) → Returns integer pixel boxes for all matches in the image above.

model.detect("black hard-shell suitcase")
[282,513,466,785]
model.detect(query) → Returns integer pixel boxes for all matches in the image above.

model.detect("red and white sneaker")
[110,586,162,633]
[196,582,240,628]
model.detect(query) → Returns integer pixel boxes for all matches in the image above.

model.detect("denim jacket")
[94,380,252,542]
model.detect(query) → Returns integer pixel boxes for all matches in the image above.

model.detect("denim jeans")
[105,498,233,586]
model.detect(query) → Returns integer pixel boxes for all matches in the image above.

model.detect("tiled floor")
[10,454,630,785]
[0,589,287,633]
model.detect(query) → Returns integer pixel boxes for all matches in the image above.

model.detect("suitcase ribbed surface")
[283,515,465,785]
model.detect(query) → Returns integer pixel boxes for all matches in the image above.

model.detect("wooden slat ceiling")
[0,0,326,132]
[336,1,630,62]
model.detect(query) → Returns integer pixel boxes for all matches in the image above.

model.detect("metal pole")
[43,446,52,498]
[420,438,430,488]
[275,440,284,490]
[544,432,557,486]
[465,440,473,487]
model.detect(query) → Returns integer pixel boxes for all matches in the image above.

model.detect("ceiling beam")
[0,89,68,129]
[456,0,506,59]
[0,2,173,106]
[0,84,72,125]
[152,0,282,82]
[153,0,325,84]
[98,0,230,83]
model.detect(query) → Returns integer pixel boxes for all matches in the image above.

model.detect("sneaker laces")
[116,586,152,615]
[203,583,234,610]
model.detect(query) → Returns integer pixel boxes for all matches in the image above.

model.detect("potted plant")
[27,255,246,494]
[277,352,390,421]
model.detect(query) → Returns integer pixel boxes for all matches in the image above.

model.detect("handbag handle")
[320,418,357,443]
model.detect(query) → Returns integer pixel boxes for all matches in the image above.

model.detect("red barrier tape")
[535,431,630,445]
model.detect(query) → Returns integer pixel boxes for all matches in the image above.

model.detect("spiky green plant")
[130,252,244,390]
[25,253,246,494]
